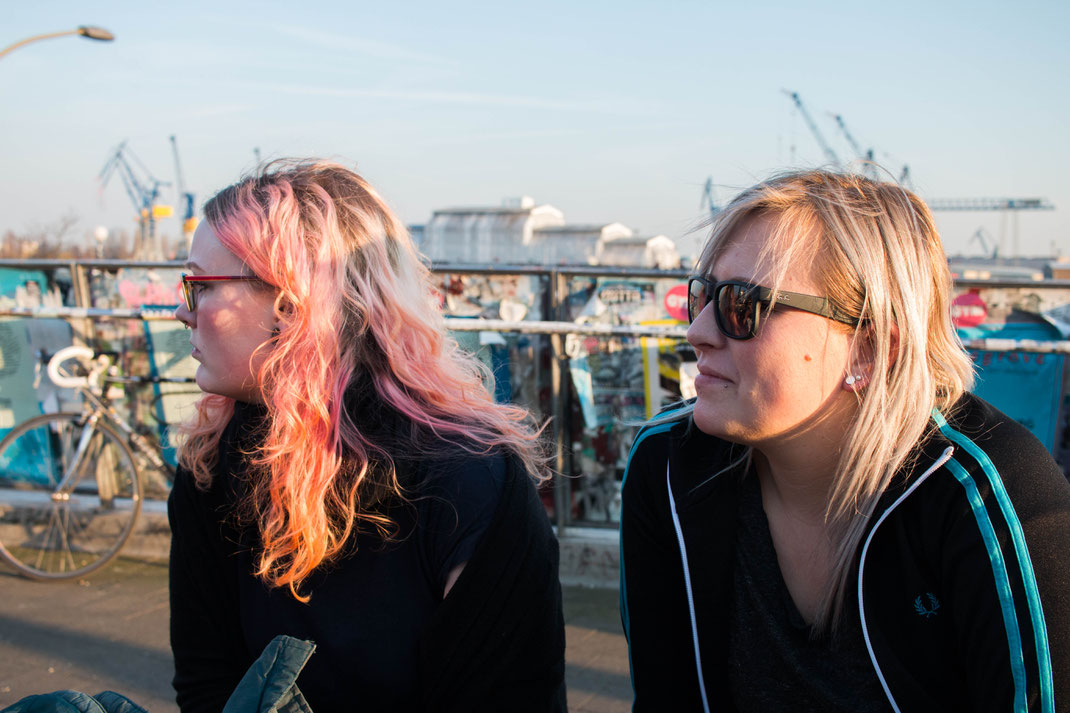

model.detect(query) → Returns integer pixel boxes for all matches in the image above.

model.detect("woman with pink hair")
[170,160,565,712]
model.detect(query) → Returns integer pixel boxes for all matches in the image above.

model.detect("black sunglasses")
[180,273,262,312]
[687,276,857,340]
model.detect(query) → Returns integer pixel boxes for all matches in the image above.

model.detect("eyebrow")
[184,260,204,272]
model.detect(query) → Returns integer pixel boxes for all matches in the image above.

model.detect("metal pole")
[550,270,571,535]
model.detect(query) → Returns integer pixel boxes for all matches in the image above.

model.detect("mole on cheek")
[803,354,813,362]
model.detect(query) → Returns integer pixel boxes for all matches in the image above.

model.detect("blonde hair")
[178,159,547,600]
[691,169,974,631]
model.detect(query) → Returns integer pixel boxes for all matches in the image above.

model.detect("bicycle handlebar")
[46,345,96,389]
[47,346,198,389]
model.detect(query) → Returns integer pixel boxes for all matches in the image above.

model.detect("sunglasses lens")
[717,283,756,339]
[687,278,708,323]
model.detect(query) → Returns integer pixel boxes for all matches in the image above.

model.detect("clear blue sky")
[2,0,1067,259]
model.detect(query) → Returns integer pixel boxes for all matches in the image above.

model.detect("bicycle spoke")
[0,413,142,579]
[33,505,60,572]
[60,508,78,573]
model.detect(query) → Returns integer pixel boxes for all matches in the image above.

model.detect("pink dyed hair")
[178,159,547,600]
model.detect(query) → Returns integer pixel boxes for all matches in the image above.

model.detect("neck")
[753,448,836,521]
[752,402,856,521]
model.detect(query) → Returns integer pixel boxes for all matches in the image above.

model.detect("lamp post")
[0,26,115,61]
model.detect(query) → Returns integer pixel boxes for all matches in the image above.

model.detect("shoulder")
[417,446,552,596]
[623,402,693,482]
[902,393,1070,635]
[909,393,1070,711]
[407,445,512,570]
[411,445,508,509]
[933,392,1069,505]
[623,400,741,502]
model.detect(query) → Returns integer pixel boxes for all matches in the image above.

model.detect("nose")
[174,300,195,329]
[686,301,725,352]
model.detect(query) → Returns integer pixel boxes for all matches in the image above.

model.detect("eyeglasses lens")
[181,276,196,312]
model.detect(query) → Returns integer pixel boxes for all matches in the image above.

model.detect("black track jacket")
[620,393,1070,712]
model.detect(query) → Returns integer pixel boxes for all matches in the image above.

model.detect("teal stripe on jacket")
[934,409,1054,713]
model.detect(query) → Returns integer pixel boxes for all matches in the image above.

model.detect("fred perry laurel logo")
[913,593,940,619]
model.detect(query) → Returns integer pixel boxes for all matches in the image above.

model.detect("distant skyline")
[2,0,1067,259]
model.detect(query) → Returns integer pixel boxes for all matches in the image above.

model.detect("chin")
[692,404,752,444]
[194,373,224,399]
[195,368,232,400]
[194,367,210,393]
[692,404,729,438]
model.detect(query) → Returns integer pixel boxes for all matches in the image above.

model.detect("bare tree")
[1,211,84,258]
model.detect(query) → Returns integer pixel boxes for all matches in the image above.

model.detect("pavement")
[0,520,631,712]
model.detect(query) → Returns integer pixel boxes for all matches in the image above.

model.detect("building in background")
[418,197,679,268]
[420,197,564,264]
[597,233,680,270]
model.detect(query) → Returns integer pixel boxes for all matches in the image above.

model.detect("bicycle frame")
[0,346,191,579]
[73,383,171,479]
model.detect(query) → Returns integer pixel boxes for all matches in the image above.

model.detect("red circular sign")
[951,292,987,328]
[664,284,690,322]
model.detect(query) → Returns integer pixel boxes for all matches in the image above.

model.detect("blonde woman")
[620,170,1070,711]
[170,160,565,712]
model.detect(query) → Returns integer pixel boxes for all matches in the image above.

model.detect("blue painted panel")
[958,322,1064,453]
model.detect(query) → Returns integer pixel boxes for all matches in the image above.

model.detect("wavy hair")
[178,159,547,600]
[684,169,974,631]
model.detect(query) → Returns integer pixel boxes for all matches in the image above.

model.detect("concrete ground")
[0,557,630,712]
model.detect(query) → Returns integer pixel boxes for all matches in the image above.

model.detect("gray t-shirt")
[728,473,892,712]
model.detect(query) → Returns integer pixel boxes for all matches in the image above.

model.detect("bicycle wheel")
[0,412,142,580]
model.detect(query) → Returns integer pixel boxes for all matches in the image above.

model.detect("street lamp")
[0,26,115,61]
[94,226,109,259]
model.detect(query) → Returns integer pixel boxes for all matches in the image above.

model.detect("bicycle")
[0,345,195,580]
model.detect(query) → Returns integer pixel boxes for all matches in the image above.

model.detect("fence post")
[68,260,96,346]
[549,269,571,535]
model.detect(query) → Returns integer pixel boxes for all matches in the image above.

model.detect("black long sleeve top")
[168,402,565,713]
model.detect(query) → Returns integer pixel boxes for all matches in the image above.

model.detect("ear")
[273,294,295,332]
[841,323,899,393]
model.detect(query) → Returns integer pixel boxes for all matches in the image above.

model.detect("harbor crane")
[898,164,914,191]
[170,135,198,253]
[782,90,840,166]
[827,112,878,179]
[783,91,898,182]
[98,142,172,259]
[970,227,998,259]
[928,198,1055,211]
[929,198,1054,258]
[700,177,722,221]
[779,90,1053,256]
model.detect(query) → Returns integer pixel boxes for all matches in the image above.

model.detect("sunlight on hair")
[176,160,548,600]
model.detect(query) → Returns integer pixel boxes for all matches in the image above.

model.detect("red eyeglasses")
[180,273,262,312]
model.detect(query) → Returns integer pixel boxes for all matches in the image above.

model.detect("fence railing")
[2,258,1069,529]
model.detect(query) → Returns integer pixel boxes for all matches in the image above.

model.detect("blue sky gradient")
[2,0,1067,258]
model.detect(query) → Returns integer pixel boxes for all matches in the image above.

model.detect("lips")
[696,363,732,383]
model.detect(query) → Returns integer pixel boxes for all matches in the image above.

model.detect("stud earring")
[845,374,863,386]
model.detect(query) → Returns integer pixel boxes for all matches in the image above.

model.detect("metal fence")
[2,258,1068,530]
